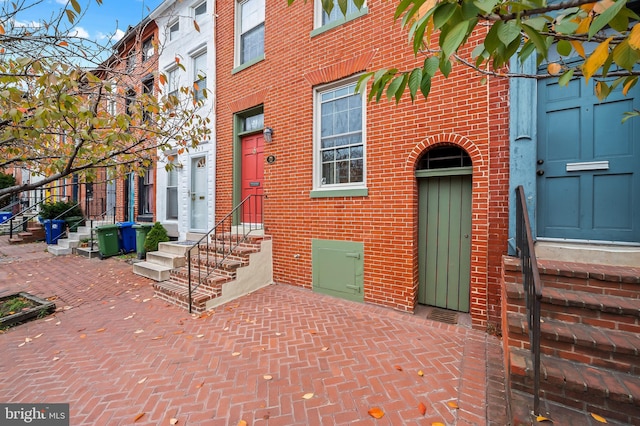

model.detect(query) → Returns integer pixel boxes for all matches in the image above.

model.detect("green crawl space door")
[418,173,472,312]
[312,239,364,303]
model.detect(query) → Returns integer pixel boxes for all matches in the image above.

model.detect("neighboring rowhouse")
[214,0,510,329]
[105,19,160,223]
[150,0,215,240]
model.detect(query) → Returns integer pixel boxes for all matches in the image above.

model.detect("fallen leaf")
[238,421,247,426]
[263,375,273,380]
[308,330,317,334]
[368,407,385,419]
[232,352,241,356]
[302,393,314,400]
[96,328,106,333]
[321,347,329,351]
[134,329,144,334]
[173,330,184,335]
[536,415,553,422]
[124,315,134,320]
[431,423,446,426]
[33,333,43,339]
[79,334,87,339]
[169,418,179,425]
[152,336,164,340]
[44,318,54,322]
[142,298,151,302]
[591,413,607,423]
[110,306,115,310]
[275,332,282,336]
[138,377,147,384]
[133,412,145,422]
[447,401,459,409]
[223,327,229,331]
[55,321,61,325]
[418,402,427,415]
[195,381,205,389]
[197,334,204,338]
[394,365,403,371]
[18,342,25,347]
[52,357,60,361]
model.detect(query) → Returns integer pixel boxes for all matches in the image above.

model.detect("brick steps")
[153,233,269,312]
[510,348,640,424]
[8,223,45,244]
[502,256,640,425]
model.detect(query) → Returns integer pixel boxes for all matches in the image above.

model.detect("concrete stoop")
[47,223,109,256]
[132,241,190,281]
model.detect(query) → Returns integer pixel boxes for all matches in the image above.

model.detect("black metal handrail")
[515,185,542,416]
[187,194,264,313]
[8,195,56,239]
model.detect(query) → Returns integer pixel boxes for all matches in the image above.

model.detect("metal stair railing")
[8,195,56,239]
[515,185,543,416]
[187,194,264,313]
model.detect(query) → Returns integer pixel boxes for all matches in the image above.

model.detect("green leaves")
[589,0,627,39]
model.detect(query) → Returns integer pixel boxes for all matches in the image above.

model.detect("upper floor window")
[142,38,154,62]
[169,20,179,41]
[315,80,365,188]
[125,89,136,116]
[126,49,136,72]
[165,67,179,98]
[314,0,366,31]
[194,2,207,20]
[142,78,154,122]
[237,0,264,65]
[193,52,207,101]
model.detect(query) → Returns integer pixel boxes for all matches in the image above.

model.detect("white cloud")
[70,26,89,38]
[55,0,68,4]
[96,28,125,42]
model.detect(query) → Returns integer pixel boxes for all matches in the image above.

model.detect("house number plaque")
[266,155,276,164]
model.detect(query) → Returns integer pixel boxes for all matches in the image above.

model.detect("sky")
[16,0,164,44]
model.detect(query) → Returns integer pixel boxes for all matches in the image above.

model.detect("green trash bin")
[133,223,154,259]
[65,216,85,233]
[95,224,120,259]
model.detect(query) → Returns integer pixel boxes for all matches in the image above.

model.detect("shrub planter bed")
[0,292,55,327]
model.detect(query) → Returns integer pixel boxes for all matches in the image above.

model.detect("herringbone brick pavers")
[0,241,507,425]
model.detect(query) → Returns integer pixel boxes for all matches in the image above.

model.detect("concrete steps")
[132,241,190,281]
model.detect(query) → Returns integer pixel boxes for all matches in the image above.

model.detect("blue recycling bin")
[117,221,136,253]
[0,212,11,224]
[44,219,66,245]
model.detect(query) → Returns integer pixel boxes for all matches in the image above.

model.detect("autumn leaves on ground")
[1,242,501,425]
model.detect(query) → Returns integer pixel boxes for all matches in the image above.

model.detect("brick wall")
[215,0,510,329]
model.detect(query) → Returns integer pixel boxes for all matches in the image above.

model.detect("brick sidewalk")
[0,241,507,425]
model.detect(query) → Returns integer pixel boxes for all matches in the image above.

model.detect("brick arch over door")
[407,133,489,328]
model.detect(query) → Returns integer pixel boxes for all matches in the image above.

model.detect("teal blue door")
[537,77,640,242]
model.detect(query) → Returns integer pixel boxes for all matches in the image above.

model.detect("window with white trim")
[194,1,207,21]
[193,52,207,101]
[237,0,264,65]
[315,0,364,28]
[142,37,154,62]
[166,159,178,220]
[169,20,179,41]
[315,80,365,188]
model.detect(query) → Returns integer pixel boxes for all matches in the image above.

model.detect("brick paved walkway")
[0,240,507,425]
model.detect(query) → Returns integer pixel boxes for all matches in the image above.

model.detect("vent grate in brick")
[427,308,458,325]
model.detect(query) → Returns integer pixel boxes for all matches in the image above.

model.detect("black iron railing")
[7,195,56,239]
[187,194,264,313]
[515,185,542,416]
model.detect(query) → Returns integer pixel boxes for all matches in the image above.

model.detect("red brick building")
[107,19,159,223]
[214,0,509,329]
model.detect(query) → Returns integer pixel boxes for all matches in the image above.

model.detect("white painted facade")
[150,0,215,240]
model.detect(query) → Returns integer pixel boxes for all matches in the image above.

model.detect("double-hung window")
[193,52,207,101]
[315,80,365,189]
[142,38,154,62]
[314,0,366,31]
[169,20,179,41]
[194,2,207,21]
[166,68,179,99]
[237,0,264,65]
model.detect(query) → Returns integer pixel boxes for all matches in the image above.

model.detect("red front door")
[241,133,264,223]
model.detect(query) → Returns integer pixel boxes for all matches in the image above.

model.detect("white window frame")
[142,37,154,62]
[192,50,207,102]
[313,77,366,191]
[194,1,207,21]
[235,0,265,67]
[314,0,366,29]
[169,20,179,41]
[165,67,180,99]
